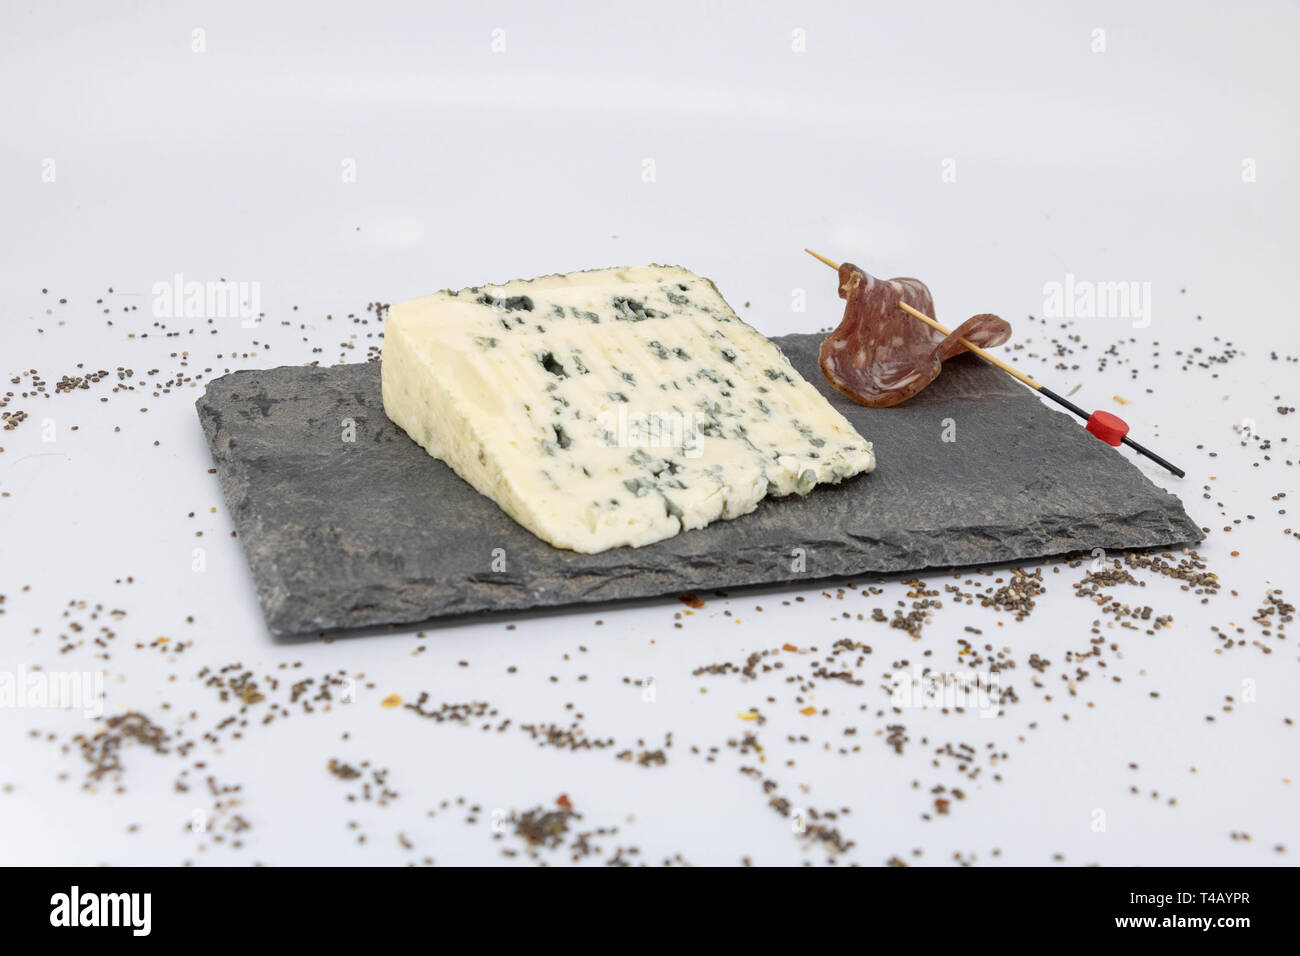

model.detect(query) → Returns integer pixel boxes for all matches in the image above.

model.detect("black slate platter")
[196,333,1201,636]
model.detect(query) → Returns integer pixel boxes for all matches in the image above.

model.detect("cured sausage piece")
[818,262,1011,408]
[933,313,1012,362]
[818,265,937,408]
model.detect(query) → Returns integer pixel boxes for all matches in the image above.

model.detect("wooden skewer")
[899,301,1041,389]
[803,248,1185,478]
[803,248,840,270]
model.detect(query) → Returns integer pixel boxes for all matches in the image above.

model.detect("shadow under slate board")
[196,333,1201,636]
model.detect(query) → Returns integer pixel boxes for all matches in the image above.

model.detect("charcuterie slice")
[818,262,1011,407]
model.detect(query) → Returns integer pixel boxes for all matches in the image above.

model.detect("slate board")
[196,333,1201,635]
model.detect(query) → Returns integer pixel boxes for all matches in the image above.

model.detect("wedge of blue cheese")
[381,265,875,553]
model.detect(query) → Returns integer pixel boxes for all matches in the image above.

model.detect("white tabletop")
[1,0,1296,866]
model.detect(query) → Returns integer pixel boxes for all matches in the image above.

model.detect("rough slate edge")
[196,334,1202,637]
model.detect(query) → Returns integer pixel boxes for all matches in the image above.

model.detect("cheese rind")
[381,265,875,553]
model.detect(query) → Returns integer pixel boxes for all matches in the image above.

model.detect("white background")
[0,1,1296,866]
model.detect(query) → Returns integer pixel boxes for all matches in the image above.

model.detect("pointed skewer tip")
[804,248,840,270]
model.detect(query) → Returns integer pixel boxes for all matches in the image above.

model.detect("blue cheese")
[381,265,875,553]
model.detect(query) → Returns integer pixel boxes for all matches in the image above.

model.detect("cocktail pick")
[804,249,1184,478]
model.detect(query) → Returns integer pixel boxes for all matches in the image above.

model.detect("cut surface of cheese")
[381,265,875,553]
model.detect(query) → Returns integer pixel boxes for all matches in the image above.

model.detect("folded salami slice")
[818,262,1012,407]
